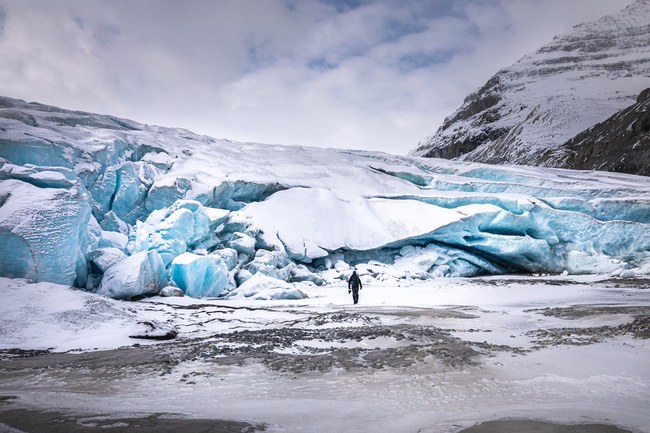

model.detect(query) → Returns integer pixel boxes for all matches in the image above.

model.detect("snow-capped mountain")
[544,87,650,176]
[2,96,650,300]
[410,0,650,170]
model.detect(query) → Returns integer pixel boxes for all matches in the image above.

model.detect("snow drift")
[1,96,650,299]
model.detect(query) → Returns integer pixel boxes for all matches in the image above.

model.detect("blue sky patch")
[307,57,338,71]
[398,50,456,72]
[318,0,368,12]
[0,7,6,39]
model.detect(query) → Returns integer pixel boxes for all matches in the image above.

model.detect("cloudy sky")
[0,0,631,154]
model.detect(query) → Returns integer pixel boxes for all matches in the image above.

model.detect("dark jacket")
[348,272,362,290]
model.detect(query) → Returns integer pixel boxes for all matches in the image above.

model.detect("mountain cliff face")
[410,0,650,170]
[544,87,650,176]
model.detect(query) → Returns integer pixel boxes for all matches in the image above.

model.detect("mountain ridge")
[410,0,650,173]
[544,87,650,176]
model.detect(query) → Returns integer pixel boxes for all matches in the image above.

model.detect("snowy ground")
[1,275,649,433]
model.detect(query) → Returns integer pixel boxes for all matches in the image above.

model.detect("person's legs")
[352,288,359,304]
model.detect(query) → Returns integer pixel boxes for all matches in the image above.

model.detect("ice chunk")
[565,251,623,274]
[226,232,256,256]
[86,214,102,256]
[620,269,636,278]
[334,260,351,272]
[227,273,308,300]
[170,252,229,298]
[0,179,91,287]
[0,163,76,188]
[203,207,230,227]
[235,268,254,285]
[160,286,185,297]
[210,180,286,211]
[99,211,130,235]
[148,200,210,244]
[243,249,293,280]
[399,245,417,256]
[90,164,120,217]
[145,175,194,212]
[221,211,250,234]
[97,250,168,300]
[391,243,505,278]
[135,225,184,267]
[142,152,173,170]
[289,264,325,285]
[211,248,239,271]
[251,249,289,268]
[88,247,127,274]
[110,161,159,223]
[134,199,214,265]
[98,230,128,251]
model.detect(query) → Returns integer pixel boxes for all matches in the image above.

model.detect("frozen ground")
[1,275,649,433]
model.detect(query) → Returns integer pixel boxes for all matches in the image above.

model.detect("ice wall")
[0,171,92,287]
[2,96,650,300]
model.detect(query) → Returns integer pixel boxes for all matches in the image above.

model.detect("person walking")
[347,270,362,304]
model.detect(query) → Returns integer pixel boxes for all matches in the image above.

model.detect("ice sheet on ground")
[1,275,648,433]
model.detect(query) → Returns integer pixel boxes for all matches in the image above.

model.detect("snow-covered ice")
[2,96,650,300]
[96,250,167,300]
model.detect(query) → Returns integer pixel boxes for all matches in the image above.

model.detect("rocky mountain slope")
[410,0,650,172]
[544,87,650,176]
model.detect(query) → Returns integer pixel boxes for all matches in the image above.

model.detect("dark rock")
[160,286,185,297]
[129,321,178,340]
[544,87,650,176]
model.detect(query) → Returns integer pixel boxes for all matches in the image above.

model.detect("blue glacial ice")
[88,247,127,274]
[170,252,229,298]
[133,200,217,266]
[92,161,160,224]
[243,249,293,281]
[2,96,650,300]
[98,230,128,251]
[0,178,91,287]
[211,248,239,271]
[96,250,168,300]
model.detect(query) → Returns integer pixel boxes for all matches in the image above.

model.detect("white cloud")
[0,0,632,154]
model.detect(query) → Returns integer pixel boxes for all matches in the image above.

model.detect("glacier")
[1,96,650,299]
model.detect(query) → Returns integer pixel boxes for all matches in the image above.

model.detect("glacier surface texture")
[1,96,650,299]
